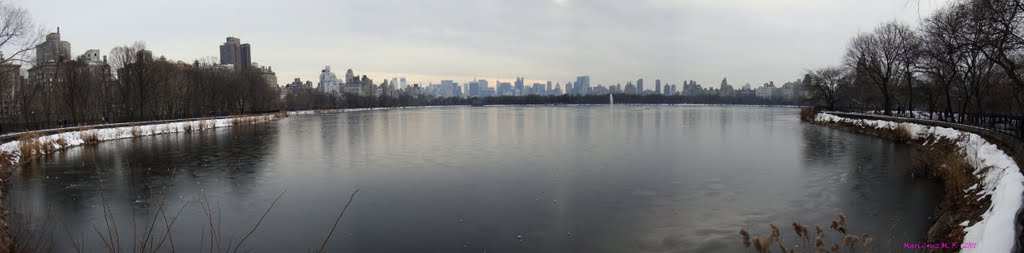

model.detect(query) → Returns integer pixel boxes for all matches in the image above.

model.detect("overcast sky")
[13,0,952,88]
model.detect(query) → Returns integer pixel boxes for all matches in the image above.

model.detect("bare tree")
[56,59,93,124]
[920,5,967,119]
[0,1,43,65]
[844,22,918,115]
[804,67,847,110]
[0,0,42,131]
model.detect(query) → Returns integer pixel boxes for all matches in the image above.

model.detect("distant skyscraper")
[565,82,574,95]
[637,78,644,94]
[497,82,513,96]
[514,77,525,96]
[400,77,407,90]
[478,79,489,91]
[219,37,251,70]
[240,44,251,69]
[531,83,544,95]
[655,79,661,95]
[468,81,481,97]
[345,69,355,83]
[720,77,734,96]
[625,82,637,95]
[546,81,552,95]
[576,76,590,95]
[441,80,456,97]
[318,66,341,93]
[35,31,70,64]
[664,83,671,95]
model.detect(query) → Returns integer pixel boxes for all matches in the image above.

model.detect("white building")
[81,49,102,64]
[318,66,341,93]
[755,83,779,98]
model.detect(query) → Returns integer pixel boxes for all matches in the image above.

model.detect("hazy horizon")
[14,0,952,87]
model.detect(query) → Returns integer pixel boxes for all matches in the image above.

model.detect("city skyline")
[13,0,952,87]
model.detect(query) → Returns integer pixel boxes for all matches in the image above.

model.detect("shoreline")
[804,109,1023,252]
[0,113,288,251]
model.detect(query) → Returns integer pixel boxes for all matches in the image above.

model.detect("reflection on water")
[9,105,939,252]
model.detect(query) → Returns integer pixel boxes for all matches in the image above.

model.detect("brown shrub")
[130,126,142,137]
[913,135,974,196]
[40,140,56,154]
[54,137,67,147]
[17,133,41,159]
[80,131,100,145]
[893,124,914,142]
[0,151,14,169]
[799,107,818,122]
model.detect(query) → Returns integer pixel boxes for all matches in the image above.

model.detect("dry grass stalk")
[893,124,914,142]
[316,189,360,253]
[769,224,781,242]
[843,234,860,252]
[18,133,41,160]
[800,107,818,122]
[751,236,764,253]
[741,212,876,253]
[739,229,751,248]
[9,208,56,253]
[80,131,100,145]
[861,234,872,248]
[130,126,142,137]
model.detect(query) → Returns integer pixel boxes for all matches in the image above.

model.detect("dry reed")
[130,126,142,137]
[18,133,41,160]
[740,212,872,253]
[893,123,914,142]
[800,107,818,122]
[80,131,100,145]
[274,110,288,119]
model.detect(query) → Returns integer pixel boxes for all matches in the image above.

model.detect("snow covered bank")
[814,112,1023,253]
[0,114,282,170]
[287,105,472,116]
[288,107,394,115]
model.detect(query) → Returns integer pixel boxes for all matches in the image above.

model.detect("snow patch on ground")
[815,113,1023,253]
